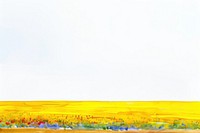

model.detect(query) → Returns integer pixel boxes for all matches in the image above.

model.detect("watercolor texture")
[0,101,200,132]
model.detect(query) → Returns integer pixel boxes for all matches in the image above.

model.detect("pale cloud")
[0,0,200,100]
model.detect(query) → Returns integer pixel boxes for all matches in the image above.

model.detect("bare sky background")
[0,0,200,100]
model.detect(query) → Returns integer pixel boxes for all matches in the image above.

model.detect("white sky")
[0,0,200,101]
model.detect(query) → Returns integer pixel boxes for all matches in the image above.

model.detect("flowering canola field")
[0,101,200,130]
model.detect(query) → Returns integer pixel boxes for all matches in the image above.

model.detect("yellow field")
[0,101,200,130]
[1,129,200,133]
